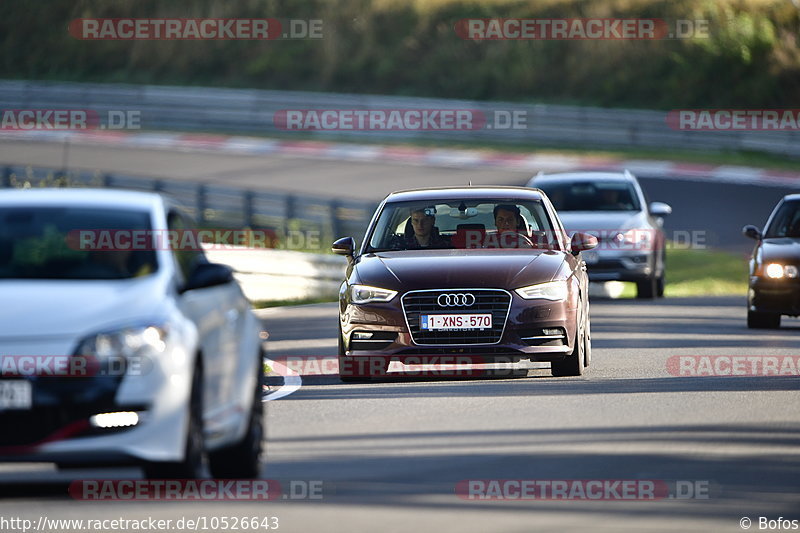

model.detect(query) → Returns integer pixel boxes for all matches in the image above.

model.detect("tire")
[143,363,205,479]
[208,353,264,479]
[583,314,592,368]
[636,276,657,299]
[551,304,586,377]
[747,310,781,329]
[656,274,665,298]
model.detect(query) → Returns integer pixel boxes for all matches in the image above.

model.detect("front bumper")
[584,249,654,283]
[749,277,800,316]
[341,290,578,365]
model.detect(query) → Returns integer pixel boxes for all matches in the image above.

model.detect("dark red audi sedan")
[332,186,598,380]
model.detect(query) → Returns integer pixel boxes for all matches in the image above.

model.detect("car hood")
[0,275,168,342]
[556,211,647,232]
[354,249,566,291]
[759,238,800,263]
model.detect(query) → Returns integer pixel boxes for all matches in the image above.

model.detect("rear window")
[538,180,641,212]
[0,207,157,280]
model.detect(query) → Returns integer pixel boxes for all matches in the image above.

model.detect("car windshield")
[538,180,641,212]
[765,200,800,238]
[366,198,558,252]
[0,207,157,280]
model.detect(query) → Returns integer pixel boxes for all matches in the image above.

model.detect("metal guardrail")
[0,164,376,253]
[1,80,798,156]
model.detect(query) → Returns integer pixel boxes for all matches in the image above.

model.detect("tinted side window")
[167,211,205,280]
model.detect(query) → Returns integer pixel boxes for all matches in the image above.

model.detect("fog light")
[352,332,374,340]
[542,328,562,336]
[90,411,139,429]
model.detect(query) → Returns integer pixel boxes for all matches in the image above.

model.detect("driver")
[492,204,533,249]
[391,207,450,249]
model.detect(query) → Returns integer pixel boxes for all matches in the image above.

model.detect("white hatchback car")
[0,188,264,479]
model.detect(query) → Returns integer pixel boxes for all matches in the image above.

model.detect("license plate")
[582,251,599,265]
[0,380,32,410]
[421,314,492,330]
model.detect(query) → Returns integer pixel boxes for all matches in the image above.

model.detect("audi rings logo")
[437,293,476,307]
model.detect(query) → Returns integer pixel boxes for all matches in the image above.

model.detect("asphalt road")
[1,138,798,253]
[1,296,797,533]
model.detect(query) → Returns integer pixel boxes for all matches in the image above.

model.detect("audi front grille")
[401,289,512,345]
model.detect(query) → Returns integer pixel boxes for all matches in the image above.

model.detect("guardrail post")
[197,185,208,223]
[330,199,342,240]
[103,174,113,188]
[1,167,10,188]
[153,179,164,192]
[243,190,255,227]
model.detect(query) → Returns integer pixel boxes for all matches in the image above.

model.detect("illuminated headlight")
[350,285,397,304]
[765,263,798,279]
[616,229,652,249]
[75,325,167,361]
[515,280,568,301]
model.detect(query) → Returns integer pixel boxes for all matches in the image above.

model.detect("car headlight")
[615,229,652,250]
[350,284,398,304]
[765,263,799,279]
[515,280,568,301]
[74,325,167,374]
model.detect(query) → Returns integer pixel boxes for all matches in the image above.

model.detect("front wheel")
[208,353,264,479]
[747,310,781,329]
[636,277,657,299]
[143,363,205,479]
[552,306,586,377]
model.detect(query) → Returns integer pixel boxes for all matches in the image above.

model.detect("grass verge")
[618,247,749,298]
[252,296,338,309]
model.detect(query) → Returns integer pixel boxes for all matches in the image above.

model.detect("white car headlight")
[616,229,652,250]
[74,325,168,375]
[515,280,568,301]
[350,284,397,304]
[765,263,798,279]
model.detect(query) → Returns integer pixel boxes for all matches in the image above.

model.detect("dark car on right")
[743,193,800,328]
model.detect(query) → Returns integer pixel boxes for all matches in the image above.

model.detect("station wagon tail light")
[350,285,398,304]
[765,263,798,279]
[515,280,568,301]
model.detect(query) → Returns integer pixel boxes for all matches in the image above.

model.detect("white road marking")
[262,357,302,401]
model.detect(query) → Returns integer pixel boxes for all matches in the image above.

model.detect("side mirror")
[181,262,233,292]
[742,225,762,240]
[570,232,598,256]
[649,202,672,217]
[332,237,355,259]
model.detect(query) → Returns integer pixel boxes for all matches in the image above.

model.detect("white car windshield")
[0,207,158,280]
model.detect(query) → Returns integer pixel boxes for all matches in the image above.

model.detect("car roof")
[0,188,166,211]
[533,171,636,183]
[385,186,547,203]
